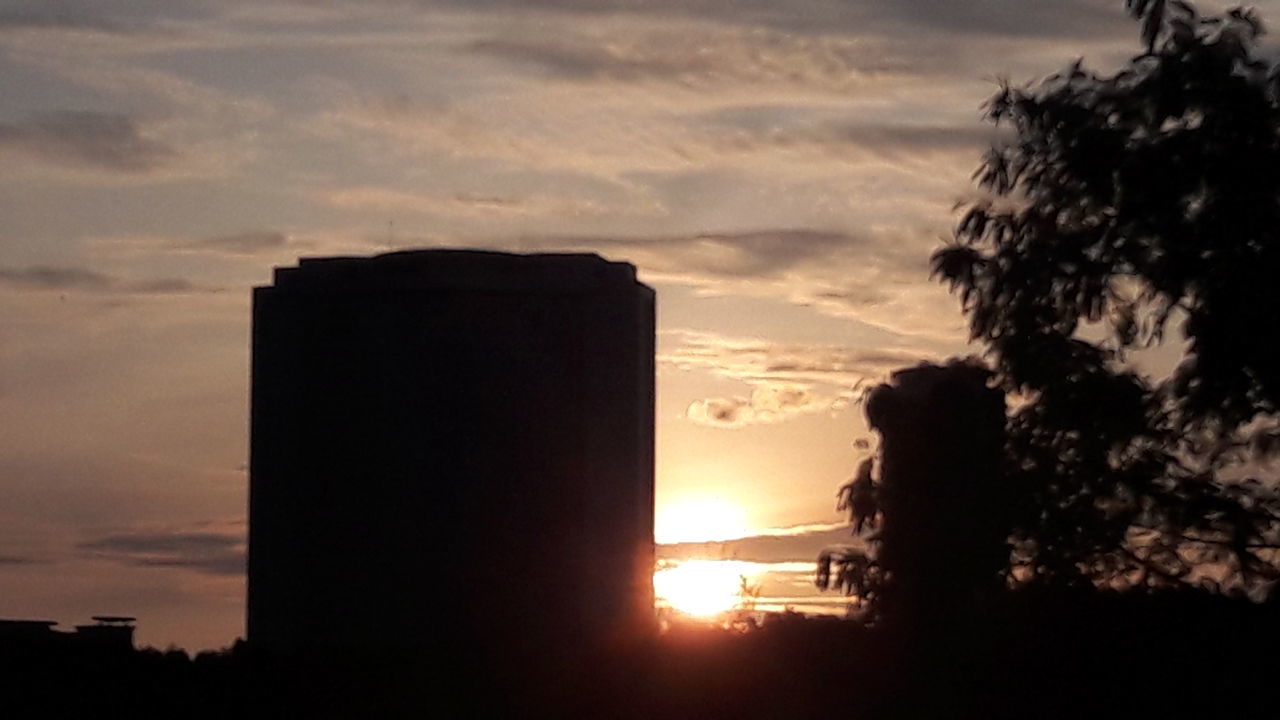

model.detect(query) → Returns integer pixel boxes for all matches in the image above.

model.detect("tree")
[824,1,1280,613]
[933,0,1280,595]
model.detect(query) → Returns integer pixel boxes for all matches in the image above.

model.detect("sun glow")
[653,499,758,617]
[654,560,758,617]
[655,498,751,544]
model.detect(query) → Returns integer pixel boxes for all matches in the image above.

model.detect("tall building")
[865,361,1006,621]
[248,250,655,659]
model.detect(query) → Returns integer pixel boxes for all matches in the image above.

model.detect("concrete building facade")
[248,250,655,658]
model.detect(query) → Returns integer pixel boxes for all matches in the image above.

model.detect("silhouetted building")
[248,250,655,661]
[0,616,135,657]
[0,619,59,649]
[865,362,1007,620]
[73,616,136,654]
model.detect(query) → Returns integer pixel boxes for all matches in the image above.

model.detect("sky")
[0,0,1267,650]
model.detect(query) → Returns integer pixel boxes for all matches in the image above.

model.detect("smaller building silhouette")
[73,617,137,654]
[0,619,59,648]
[0,616,136,657]
[865,361,1007,620]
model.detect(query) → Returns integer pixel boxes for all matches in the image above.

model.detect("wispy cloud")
[662,329,932,386]
[324,227,965,340]
[0,111,176,173]
[77,524,245,576]
[466,26,904,91]
[0,0,223,34]
[662,328,936,427]
[687,385,822,428]
[659,521,857,564]
[321,187,623,220]
[872,0,1121,39]
[0,266,211,295]
[177,231,290,256]
[86,230,306,261]
[498,228,965,337]
[0,554,42,566]
[0,1,121,31]
[325,88,983,183]
[368,0,1126,41]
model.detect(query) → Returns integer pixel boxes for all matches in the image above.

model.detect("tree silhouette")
[930,0,1280,595]
[823,3,1280,616]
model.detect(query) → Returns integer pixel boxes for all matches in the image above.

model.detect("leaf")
[1142,0,1167,53]
[1170,0,1196,19]
[1126,0,1152,19]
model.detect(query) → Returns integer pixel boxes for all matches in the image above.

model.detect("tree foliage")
[823,2,1280,614]
[930,0,1280,595]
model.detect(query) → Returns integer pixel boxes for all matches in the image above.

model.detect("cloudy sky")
[0,0,1264,650]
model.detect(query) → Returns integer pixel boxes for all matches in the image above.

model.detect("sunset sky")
[0,0,1257,650]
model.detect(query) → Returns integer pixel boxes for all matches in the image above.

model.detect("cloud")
[521,228,908,286]
[328,86,984,183]
[0,554,41,565]
[322,187,622,220]
[622,229,859,280]
[0,111,176,173]
[366,228,900,302]
[86,230,306,261]
[319,2,1133,190]
[77,526,245,576]
[459,2,1130,91]
[0,266,210,295]
[466,26,902,92]
[179,231,290,256]
[659,521,859,564]
[759,121,1001,159]
[0,1,119,31]
[687,385,822,428]
[359,0,1127,41]
[0,0,218,35]
[361,228,966,339]
[663,329,933,389]
[324,16,1003,186]
[665,329,935,427]
[261,227,962,342]
[874,0,1121,39]
[604,228,963,338]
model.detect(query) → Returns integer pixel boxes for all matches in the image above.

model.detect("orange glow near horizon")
[654,560,758,617]
[653,499,758,616]
[654,497,751,544]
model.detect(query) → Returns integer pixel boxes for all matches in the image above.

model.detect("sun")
[654,497,751,544]
[653,498,757,617]
[654,560,756,617]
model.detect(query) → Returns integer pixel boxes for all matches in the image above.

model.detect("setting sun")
[654,560,759,617]
[653,499,762,617]
[655,498,751,544]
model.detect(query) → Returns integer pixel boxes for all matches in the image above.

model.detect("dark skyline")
[1,0,1269,649]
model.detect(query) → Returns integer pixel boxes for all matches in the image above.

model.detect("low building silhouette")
[0,616,136,657]
[0,619,60,650]
[248,250,655,662]
[73,616,137,654]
